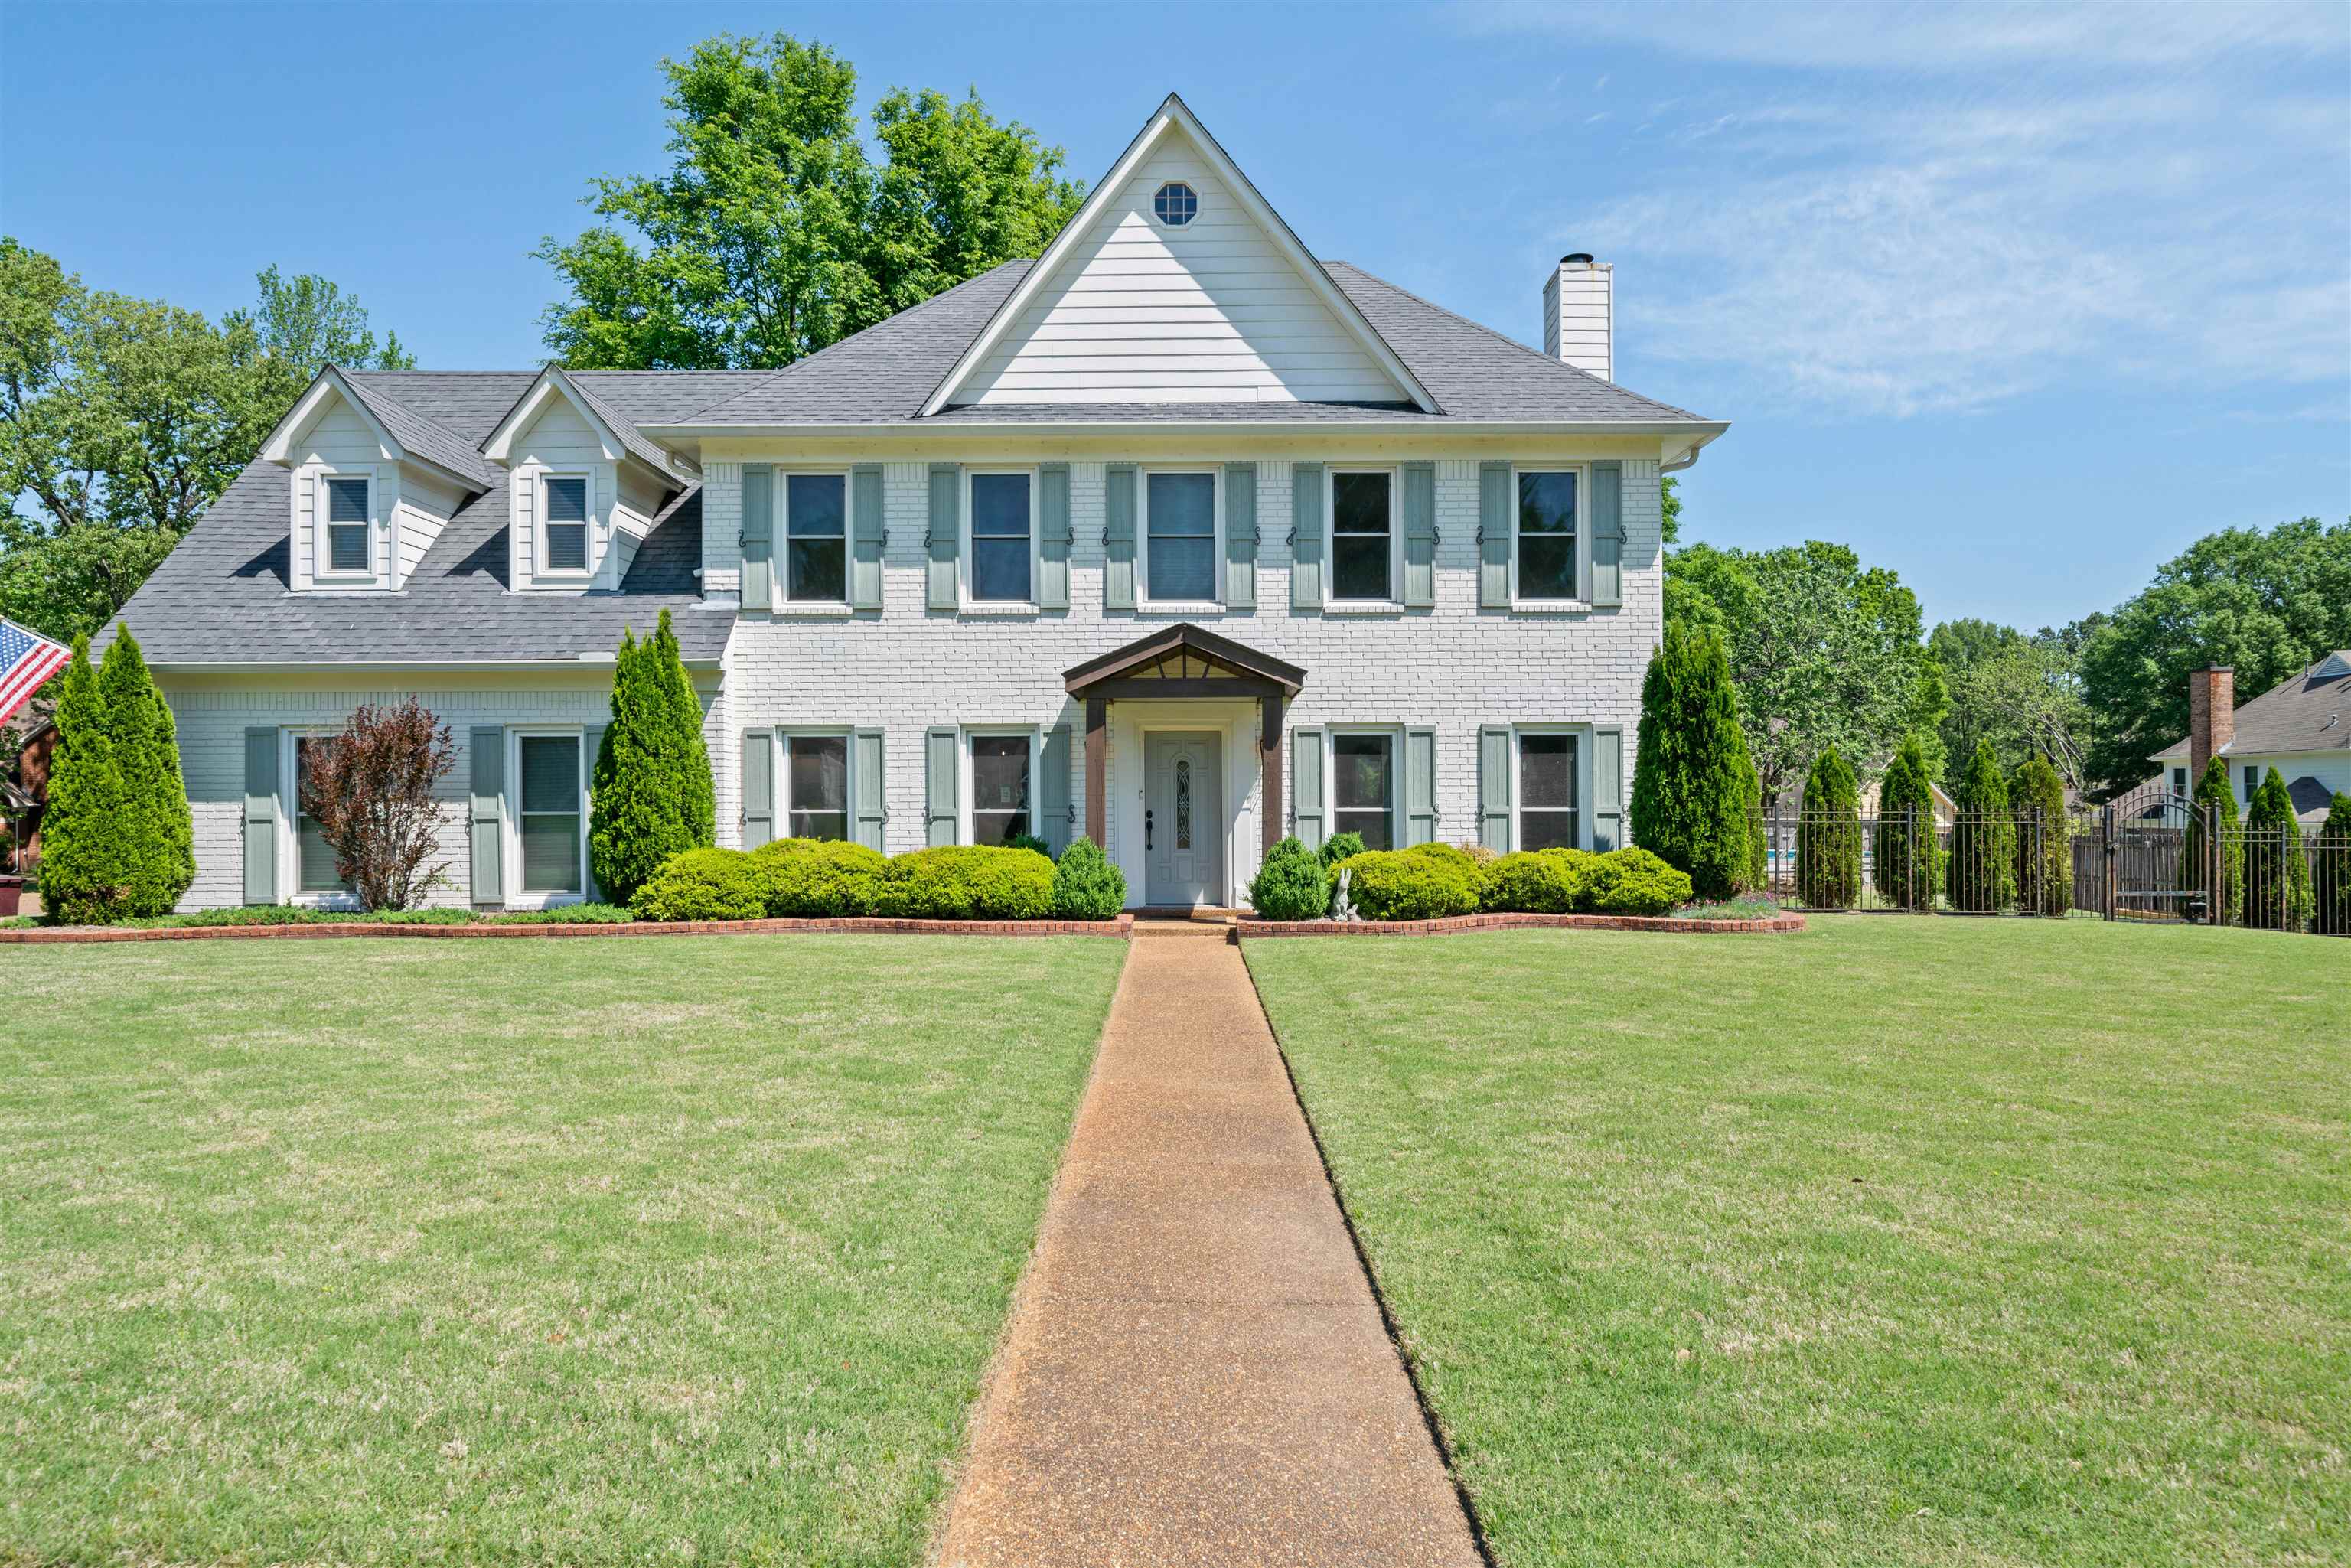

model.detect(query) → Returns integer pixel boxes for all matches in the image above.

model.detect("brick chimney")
[1543,253,1612,380]
[2188,665,2235,786]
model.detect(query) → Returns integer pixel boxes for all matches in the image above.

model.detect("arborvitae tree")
[96,625,195,916]
[38,635,132,923]
[1947,739,2016,912]
[2244,766,2314,932]
[2180,755,2241,925]
[1872,734,1939,909]
[1630,626,1756,899]
[2319,792,2351,937]
[2010,754,2071,918]
[589,609,716,905]
[1795,745,1861,908]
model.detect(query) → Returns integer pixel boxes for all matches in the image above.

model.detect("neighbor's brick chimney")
[1544,253,1612,381]
[2189,665,2235,785]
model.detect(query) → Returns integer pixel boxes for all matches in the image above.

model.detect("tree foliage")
[2320,792,2351,936]
[536,34,1085,370]
[1794,745,1861,908]
[1871,734,1939,909]
[2010,753,2071,918]
[36,635,130,924]
[2180,755,2242,924]
[297,699,456,911]
[1930,617,2098,794]
[589,609,716,905]
[2242,766,2314,932]
[96,625,194,916]
[1946,740,2015,912]
[1630,625,1757,900]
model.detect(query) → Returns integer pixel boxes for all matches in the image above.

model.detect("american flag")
[0,618,72,727]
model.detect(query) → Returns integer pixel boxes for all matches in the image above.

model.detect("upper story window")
[1330,470,1395,601]
[785,473,847,601]
[321,476,372,575]
[967,471,1034,605]
[2242,765,2258,801]
[1144,471,1217,603]
[1153,181,1198,227]
[1516,471,1580,601]
[542,476,590,573]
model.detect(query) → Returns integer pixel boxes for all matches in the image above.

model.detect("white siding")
[1543,261,1612,381]
[507,399,621,591]
[287,401,393,592]
[395,468,468,587]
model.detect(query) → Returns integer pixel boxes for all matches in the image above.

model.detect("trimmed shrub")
[1050,836,1127,920]
[1318,830,1366,870]
[1583,847,1694,916]
[97,626,194,917]
[1795,746,1862,908]
[869,846,1055,920]
[2244,767,2314,932]
[630,847,773,922]
[1249,836,1329,921]
[1401,841,1476,871]
[1872,734,1939,909]
[1453,839,1496,868]
[485,903,634,924]
[752,837,886,917]
[1003,831,1055,860]
[37,635,133,925]
[1947,740,2016,913]
[1335,849,1481,921]
[1629,626,1756,899]
[2180,755,2240,924]
[1480,848,1596,914]
[2320,793,2351,934]
[590,611,717,908]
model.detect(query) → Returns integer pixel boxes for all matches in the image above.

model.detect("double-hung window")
[2242,765,2258,802]
[1330,470,1394,601]
[293,735,345,893]
[1516,470,1580,601]
[970,733,1032,845]
[785,474,847,602]
[517,732,585,896]
[542,476,590,573]
[1332,732,1395,849]
[1144,470,1218,603]
[322,475,372,575]
[1518,732,1581,850]
[968,471,1034,604]
[786,734,850,840]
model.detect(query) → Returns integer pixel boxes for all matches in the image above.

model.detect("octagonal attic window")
[1153,181,1198,227]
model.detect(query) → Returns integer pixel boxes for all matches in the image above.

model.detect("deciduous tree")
[298,699,456,910]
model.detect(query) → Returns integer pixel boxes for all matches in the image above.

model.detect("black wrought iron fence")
[1761,808,2074,916]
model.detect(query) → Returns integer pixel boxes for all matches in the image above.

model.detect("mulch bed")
[1235,910,1804,939]
[0,913,1134,945]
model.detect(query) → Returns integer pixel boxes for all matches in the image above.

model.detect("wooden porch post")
[1085,696,1108,846]
[1260,693,1284,854]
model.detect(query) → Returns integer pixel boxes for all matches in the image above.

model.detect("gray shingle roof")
[2152,656,2351,761]
[336,373,504,491]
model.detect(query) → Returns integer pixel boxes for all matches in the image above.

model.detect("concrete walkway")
[935,923,1482,1567]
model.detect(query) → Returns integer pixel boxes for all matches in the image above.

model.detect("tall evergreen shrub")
[1794,745,1861,908]
[2244,767,2314,931]
[96,626,195,916]
[1629,627,1756,900]
[37,636,132,924]
[1947,740,2016,912]
[2320,792,2351,936]
[2010,754,2071,918]
[2180,755,2241,924]
[590,609,716,905]
[1871,735,1939,910]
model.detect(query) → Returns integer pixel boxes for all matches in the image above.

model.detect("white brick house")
[109,95,1726,912]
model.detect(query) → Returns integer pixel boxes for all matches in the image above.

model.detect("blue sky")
[3,1,2344,631]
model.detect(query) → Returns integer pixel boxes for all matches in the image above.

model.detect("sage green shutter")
[242,726,278,905]
[924,726,960,846]
[740,464,774,611]
[1590,460,1623,608]
[1038,462,1071,610]
[850,463,885,609]
[1478,725,1512,852]
[1404,727,1437,845]
[742,729,774,849]
[853,728,886,849]
[1402,461,1436,608]
[1040,723,1072,855]
[1103,463,1137,611]
[582,723,608,896]
[1224,461,1257,608]
[1593,725,1624,850]
[926,464,960,611]
[469,725,504,904]
[1292,727,1324,849]
[1478,461,1511,608]
[1290,462,1324,609]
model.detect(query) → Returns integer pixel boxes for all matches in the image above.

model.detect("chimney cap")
[2202,664,2235,673]
[1560,252,1595,265]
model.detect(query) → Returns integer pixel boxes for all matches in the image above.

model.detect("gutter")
[643,419,1730,441]
[150,657,724,676]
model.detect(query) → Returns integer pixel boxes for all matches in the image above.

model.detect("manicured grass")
[1,934,1124,1566]
[1246,918,2349,1566]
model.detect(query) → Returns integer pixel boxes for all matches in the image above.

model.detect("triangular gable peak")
[925,95,1436,413]
[262,367,404,472]
[2313,651,2351,681]
[482,369,633,470]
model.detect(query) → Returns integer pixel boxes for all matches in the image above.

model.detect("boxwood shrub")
[752,837,887,917]
[869,845,1055,920]
[1583,846,1694,916]
[1250,836,1329,921]
[629,848,774,922]
[1317,831,1366,870]
[1050,836,1127,920]
[1335,849,1482,921]
[1480,848,1597,913]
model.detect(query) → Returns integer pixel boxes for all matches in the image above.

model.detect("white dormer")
[481,370,682,594]
[259,367,480,594]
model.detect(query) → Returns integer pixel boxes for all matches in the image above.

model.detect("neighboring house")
[103,95,1725,913]
[1766,777,1957,826]
[2150,659,2351,826]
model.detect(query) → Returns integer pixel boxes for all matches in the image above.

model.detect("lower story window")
[1332,732,1394,849]
[972,734,1031,845]
[518,733,582,894]
[294,736,344,892]
[787,734,849,840]
[1520,732,1580,850]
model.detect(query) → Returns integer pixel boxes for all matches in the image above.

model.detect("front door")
[1145,732,1223,907]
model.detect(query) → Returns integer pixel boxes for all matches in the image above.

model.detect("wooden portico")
[1062,624,1306,857]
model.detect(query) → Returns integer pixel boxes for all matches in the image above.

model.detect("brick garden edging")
[0,912,1134,945]
[1234,910,1804,939]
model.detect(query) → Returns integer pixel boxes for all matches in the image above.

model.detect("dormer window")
[542,476,589,572]
[1153,181,1197,227]
[322,476,373,574]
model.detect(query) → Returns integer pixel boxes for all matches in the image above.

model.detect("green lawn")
[1246,918,2349,1567]
[0,934,1124,1566]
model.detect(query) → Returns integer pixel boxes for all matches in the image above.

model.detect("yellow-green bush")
[629,848,774,921]
[1336,849,1482,921]
[1479,849,1597,913]
[1583,847,1694,915]
[752,837,885,917]
[869,846,1055,920]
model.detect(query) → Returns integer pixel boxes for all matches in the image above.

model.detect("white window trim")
[777,468,853,606]
[773,727,858,842]
[1325,466,1403,610]
[1324,725,1405,850]
[506,725,589,908]
[1153,180,1198,229]
[1138,465,1224,611]
[1509,461,1593,611]
[1511,722,1597,852]
[961,466,1042,613]
[313,469,382,585]
[280,726,360,908]
[536,471,597,580]
[960,725,1045,846]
